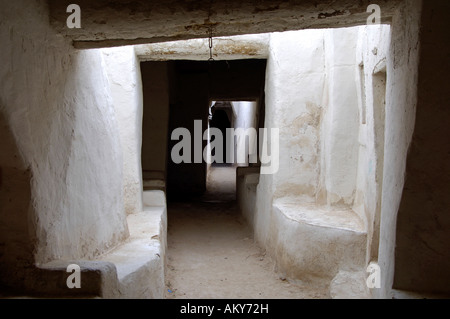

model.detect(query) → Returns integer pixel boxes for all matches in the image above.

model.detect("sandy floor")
[164,166,329,299]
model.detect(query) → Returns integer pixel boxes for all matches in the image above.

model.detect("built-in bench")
[236,166,260,226]
[271,196,369,297]
[99,191,167,298]
[272,196,366,276]
[35,190,167,298]
[240,167,372,298]
[236,166,370,297]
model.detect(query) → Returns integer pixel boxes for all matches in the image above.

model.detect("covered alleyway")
[165,166,329,299]
[1,0,449,300]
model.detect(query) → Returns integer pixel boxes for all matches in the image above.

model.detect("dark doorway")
[141,59,266,202]
[209,108,231,165]
[166,59,266,202]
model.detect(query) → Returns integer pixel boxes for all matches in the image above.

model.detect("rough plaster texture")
[103,46,144,215]
[271,198,366,281]
[47,49,128,262]
[30,260,120,298]
[242,25,394,297]
[375,0,422,299]
[136,34,270,61]
[354,24,391,263]
[330,270,371,299]
[237,167,260,227]
[30,190,167,298]
[268,30,326,201]
[2,0,442,299]
[320,27,360,207]
[0,0,128,275]
[100,191,167,298]
[48,0,401,49]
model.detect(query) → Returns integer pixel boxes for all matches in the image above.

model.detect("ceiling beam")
[48,0,402,49]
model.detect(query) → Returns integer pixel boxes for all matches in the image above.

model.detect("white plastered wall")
[103,8,421,296]
[232,101,258,166]
[254,28,362,248]
[102,46,144,215]
[319,27,360,207]
[0,0,421,296]
[376,0,422,299]
[268,30,326,202]
[354,24,391,264]
[0,0,129,266]
[249,25,401,291]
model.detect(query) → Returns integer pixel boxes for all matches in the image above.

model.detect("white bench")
[36,190,167,298]
[271,196,367,285]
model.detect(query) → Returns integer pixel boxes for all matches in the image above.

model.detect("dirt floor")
[164,165,330,299]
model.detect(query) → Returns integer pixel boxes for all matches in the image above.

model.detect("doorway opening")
[204,100,260,202]
[143,59,267,203]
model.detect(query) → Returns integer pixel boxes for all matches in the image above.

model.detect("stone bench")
[271,196,367,286]
[236,166,260,225]
[35,190,167,298]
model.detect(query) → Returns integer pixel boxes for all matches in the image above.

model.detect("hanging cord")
[207,0,214,99]
[208,26,214,62]
[207,27,214,104]
[207,0,214,62]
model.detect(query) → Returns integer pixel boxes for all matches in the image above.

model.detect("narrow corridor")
[164,166,329,299]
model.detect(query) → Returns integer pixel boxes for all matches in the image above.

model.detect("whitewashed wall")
[103,46,144,215]
[320,27,360,207]
[232,101,258,166]
[251,25,403,292]
[0,0,422,298]
[376,0,422,299]
[0,0,129,267]
[353,24,391,265]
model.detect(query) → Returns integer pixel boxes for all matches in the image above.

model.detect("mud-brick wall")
[0,0,128,291]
